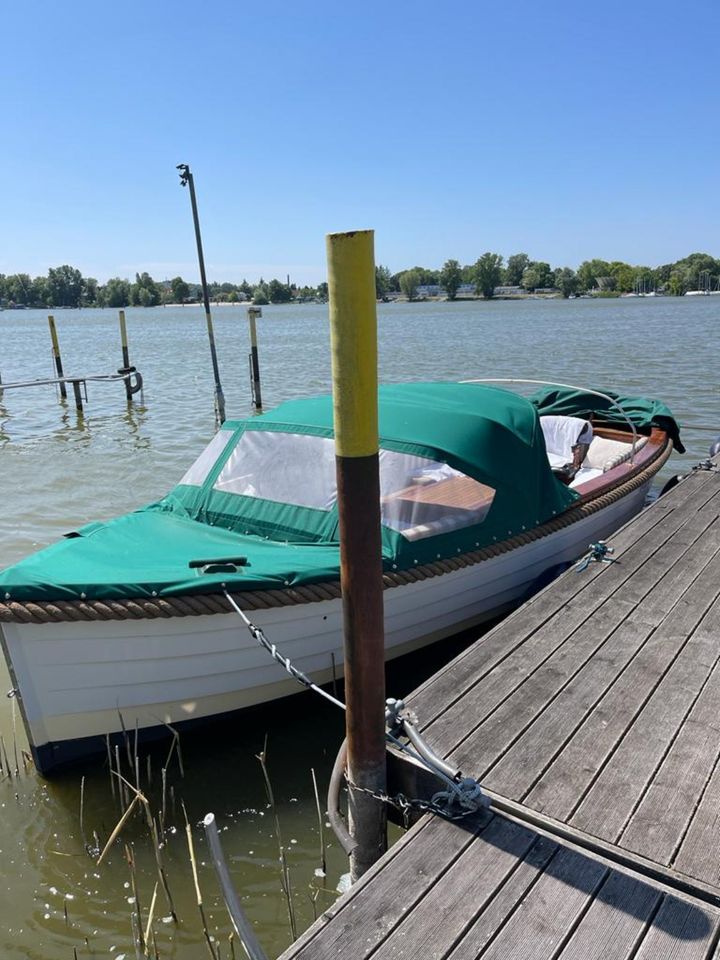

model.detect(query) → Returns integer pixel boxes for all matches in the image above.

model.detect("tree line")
[1,251,717,309]
[0,268,323,309]
[377,251,720,300]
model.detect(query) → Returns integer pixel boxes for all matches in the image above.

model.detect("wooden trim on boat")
[0,430,674,625]
[574,426,666,500]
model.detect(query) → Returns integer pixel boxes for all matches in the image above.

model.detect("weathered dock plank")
[281,811,720,960]
[279,466,720,960]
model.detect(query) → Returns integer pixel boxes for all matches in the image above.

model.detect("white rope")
[223,589,346,712]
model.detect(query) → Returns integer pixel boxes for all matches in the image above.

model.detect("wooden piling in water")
[71,380,84,412]
[118,310,133,401]
[327,229,387,881]
[47,315,67,399]
[247,306,263,410]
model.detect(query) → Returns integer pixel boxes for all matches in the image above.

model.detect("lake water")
[0,296,718,958]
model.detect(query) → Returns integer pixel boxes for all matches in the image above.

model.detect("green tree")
[31,275,50,306]
[131,272,161,307]
[505,253,530,286]
[399,269,421,301]
[47,265,84,307]
[316,282,328,300]
[252,280,269,305]
[473,253,504,299]
[608,261,634,293]
[439,259,462,300]
[5,274,33,304]
[555,267,579,298]
[267,278,292,303]
[576,259,611,292]
[667,271,686,296]
[102,277,131,307]
[170,276,190,303]
[521,261,553,291]
[82,277,98,305]
[375,264,393,300]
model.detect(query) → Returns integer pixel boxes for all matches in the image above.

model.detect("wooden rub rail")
[0,436,671,624]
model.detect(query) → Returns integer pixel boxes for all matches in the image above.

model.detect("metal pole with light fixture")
[177,163,226,424]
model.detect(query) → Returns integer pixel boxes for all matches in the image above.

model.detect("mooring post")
[327,229,387,881]
[177,163,226,425]
[47,315,67,400]
[247,306,263,410]
[71,380,83,412]
[118,309,133,401]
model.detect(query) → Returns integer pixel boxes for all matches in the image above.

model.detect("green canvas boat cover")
[529,386,684,453]
[0,381,623,604]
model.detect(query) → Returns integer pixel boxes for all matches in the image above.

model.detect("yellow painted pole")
[48,315,67,400]
[327,229,387,880]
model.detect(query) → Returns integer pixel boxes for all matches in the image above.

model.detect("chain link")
[345,774,488,825]
[224,589,488,823]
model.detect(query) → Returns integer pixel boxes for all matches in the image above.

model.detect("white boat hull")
[1,480,651,773]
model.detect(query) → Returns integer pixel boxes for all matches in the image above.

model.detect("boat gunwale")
[0,427,673,625]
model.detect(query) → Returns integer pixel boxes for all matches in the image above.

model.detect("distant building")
[417,284,442,297]
[493,285,524,296]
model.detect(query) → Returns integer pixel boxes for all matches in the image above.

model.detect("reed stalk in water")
[256,738,297,940]
[1,734,12,782]
[11,696,19,776]
[310,768,326,877]
[124,842,146,955]
[106,735,116,801]
[79,775,87,852]
[144,881,158,954]
[96,795,140,866]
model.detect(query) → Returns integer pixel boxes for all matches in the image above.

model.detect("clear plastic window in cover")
[379,449,495,541]
[179,429,235,487]
[214,431,338,510]
[211,431,495,537]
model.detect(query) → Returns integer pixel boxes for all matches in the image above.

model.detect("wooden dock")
[280,460,720,960]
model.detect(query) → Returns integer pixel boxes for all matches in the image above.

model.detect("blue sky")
[2,0,718,285]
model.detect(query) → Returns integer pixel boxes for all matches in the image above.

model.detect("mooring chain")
[223,589,487,821]
[345,775,487,825]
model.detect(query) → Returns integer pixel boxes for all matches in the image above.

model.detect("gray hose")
[327,740,357,856]
[203,813,268,960]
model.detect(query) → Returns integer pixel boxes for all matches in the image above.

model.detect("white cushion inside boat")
[569,466,604,488]
[584,434,647,471]
[540,416,594,466]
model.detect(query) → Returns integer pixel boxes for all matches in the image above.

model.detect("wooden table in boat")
[383,474,494,518]
[279,458,720,960]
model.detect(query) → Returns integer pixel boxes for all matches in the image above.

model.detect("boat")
[0,381,682,774]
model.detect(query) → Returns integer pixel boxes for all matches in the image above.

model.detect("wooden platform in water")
[280,461,720,959]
